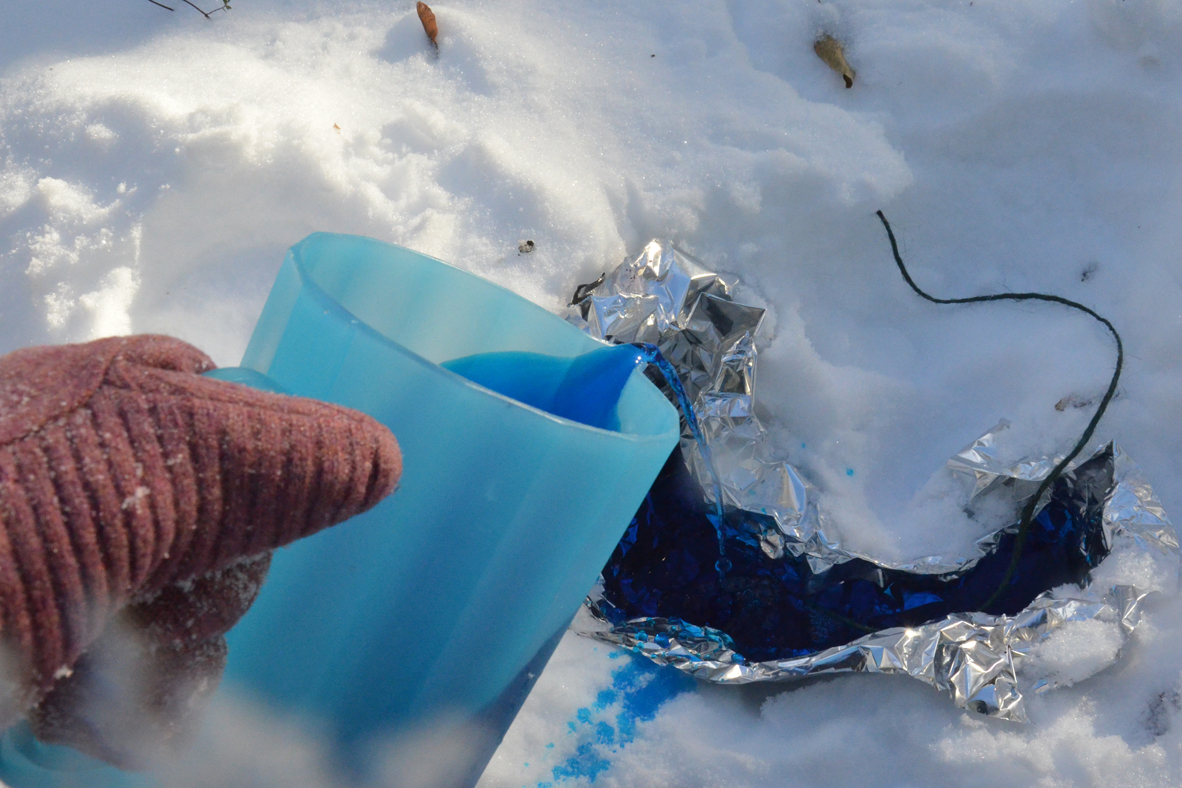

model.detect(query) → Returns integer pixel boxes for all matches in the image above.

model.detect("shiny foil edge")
[568,240,1181,720]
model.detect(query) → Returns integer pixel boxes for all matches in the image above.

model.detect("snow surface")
[3,0,1182,785]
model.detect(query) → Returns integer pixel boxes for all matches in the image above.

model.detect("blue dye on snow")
[546,743,555,750]
[615,657,695,739]
[614,710,635,744]
[551,744,612,783]
[594,689,617,709]
[846,467,855,476]
[543,655,694,784]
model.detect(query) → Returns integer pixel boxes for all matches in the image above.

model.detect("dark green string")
[875,210,1124,612]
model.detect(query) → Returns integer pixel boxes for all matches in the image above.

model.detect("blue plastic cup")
[218,232,679,780]
[0,233,679,786]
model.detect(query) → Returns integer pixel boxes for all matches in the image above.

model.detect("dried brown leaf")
[1055,393,1095,412]
[814,34,855,89]
[417,2,439,47]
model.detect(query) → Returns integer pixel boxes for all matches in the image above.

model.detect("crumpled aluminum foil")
[569,240,824,563]
[567,240,1181,721]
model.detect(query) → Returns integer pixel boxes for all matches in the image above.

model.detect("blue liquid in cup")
[441,345,646,432]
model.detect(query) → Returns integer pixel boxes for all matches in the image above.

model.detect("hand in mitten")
[0,335,402,768]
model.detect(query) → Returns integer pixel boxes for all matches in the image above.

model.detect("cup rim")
[287,233,680,446]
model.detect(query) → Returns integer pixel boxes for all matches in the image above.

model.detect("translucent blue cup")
[0,232,678,787]
[216,232,679,781]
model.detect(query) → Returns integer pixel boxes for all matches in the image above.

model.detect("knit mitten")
[0,335,402,767]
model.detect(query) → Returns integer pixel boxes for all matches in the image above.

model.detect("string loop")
[875,210,1123,610]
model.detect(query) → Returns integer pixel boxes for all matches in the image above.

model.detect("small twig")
[180,0,213,18]
[147,0,176,10]
[179,0,231,17]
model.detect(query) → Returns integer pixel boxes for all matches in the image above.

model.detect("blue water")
[630,345,726,551]
[600,441,1116,661]
[442,344,645,432]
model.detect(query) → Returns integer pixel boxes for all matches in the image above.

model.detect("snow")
[3,0,1182,785]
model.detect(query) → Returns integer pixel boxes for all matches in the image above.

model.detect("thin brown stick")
[180,0,213,18]
[147,0,176,10]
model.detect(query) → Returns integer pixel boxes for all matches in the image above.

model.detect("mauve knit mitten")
[0,335,402,767]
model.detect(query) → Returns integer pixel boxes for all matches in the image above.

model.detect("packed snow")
[2,0,1182,785]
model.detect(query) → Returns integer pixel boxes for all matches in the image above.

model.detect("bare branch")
[180,0,214,18]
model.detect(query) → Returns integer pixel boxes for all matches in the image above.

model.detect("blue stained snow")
[615,710,636,743]
[543,655,694,784]
[616,659,694,727]
[551,743,612,783]
[846,468,855,476]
